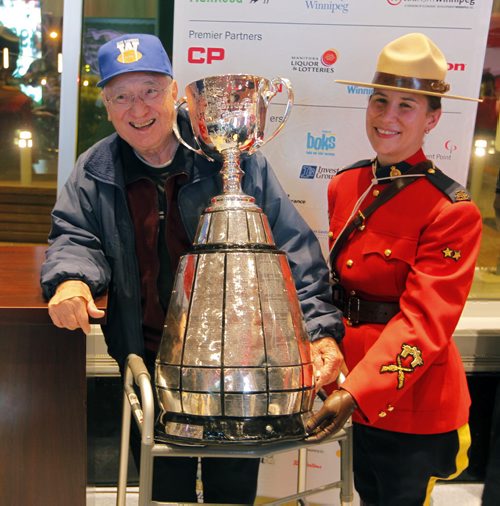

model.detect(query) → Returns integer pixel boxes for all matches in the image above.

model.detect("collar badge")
[454,189,471,202]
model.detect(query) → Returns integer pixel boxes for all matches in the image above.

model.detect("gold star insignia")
[442,247,453,258]
[452,250,462,261]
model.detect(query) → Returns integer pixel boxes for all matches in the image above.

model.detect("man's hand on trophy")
[311,337,344,389]
[305,389,357,442]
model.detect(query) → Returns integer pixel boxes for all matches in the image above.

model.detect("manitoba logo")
[290,48,338,74]
[116,38,142,64]
[321,48,338,66]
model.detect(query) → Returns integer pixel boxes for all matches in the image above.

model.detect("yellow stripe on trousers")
[423,424,471,506]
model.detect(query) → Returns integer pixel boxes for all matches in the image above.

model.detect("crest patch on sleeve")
[380,343,424,389]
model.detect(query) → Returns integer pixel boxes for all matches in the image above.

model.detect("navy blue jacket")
[41,116,343,366]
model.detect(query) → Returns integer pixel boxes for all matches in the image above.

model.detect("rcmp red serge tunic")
[328,149,482,434]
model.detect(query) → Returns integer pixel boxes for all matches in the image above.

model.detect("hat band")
[373,72,450,94]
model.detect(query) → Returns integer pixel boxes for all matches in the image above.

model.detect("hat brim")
[97,68,172,88]
[335,79,481,102]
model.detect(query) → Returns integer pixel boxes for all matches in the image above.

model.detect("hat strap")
[373,72,450,94]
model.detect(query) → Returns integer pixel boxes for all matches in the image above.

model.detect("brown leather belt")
[337,295,400,326]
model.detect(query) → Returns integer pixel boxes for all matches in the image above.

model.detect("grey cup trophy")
[155,74,315,445]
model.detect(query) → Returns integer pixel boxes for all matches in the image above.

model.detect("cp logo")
[188,47,225,64]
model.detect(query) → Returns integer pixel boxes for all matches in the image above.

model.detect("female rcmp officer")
[305,33,483,506]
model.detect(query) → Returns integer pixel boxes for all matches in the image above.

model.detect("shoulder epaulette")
[337,159,373,174]
[425,168,471,203]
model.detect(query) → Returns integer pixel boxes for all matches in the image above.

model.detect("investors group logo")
[300,164,339,179]
[300,165,317,179]
[290,48,338,74]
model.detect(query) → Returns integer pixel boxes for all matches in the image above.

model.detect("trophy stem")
[221,148,245,195]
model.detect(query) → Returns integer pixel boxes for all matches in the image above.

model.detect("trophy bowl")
[173,73,293,162]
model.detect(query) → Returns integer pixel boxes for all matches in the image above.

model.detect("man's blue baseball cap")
[97,33,173,87]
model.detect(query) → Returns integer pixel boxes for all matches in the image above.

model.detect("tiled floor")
[87,482,484,505]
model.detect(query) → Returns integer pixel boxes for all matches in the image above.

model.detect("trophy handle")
[249,77,294,155]
[173,98,215,162]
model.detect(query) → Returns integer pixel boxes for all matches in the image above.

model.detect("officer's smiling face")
[365,89,441,165]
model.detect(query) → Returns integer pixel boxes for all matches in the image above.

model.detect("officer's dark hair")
[426,95,442,111]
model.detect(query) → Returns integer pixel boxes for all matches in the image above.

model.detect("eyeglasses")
[105,87,168,109]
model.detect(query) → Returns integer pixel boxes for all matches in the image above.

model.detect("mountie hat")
[97,33,173,87]
[336,33,480,102]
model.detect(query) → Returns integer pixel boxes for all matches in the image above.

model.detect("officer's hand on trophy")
[311,337,344,389]
[48,280,104,334]
[305,389,357,442]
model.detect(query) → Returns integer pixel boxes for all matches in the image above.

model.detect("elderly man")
[41,33,344,504]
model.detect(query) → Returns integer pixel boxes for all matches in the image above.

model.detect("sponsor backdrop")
[172,2,492,502]
[172,0,492,260]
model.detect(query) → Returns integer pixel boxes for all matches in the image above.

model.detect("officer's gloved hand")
[311,337,343,389]
[305,389,357,442]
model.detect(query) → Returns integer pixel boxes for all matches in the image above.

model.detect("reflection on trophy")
[156,74,315,445]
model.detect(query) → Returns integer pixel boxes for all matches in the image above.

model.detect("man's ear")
[101,91,112,121]
[171,79,179,101]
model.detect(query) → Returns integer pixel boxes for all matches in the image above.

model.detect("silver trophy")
[155,74,315,445]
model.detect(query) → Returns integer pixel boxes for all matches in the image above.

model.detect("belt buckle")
[346,296,360,326]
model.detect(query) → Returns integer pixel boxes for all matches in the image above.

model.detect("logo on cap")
[116,38,143,64]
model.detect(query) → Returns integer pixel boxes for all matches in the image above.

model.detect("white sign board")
[173,0,492,256]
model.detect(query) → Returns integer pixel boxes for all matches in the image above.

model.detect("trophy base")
[155,412,312,446]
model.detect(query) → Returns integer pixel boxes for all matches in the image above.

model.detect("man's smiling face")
[103,72,178,160]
